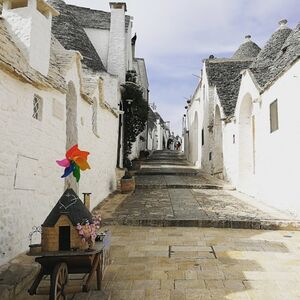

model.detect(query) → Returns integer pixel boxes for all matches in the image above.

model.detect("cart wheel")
[50,263,68,300]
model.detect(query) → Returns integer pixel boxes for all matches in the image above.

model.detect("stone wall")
[0,70,66,265]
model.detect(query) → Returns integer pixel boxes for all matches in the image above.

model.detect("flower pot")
[121,177,135,193]
[29,244,42,255]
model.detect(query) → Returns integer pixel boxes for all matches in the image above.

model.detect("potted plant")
[120,171,135,193]
[120,169,135,194]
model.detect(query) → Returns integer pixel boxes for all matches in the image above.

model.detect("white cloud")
[65,0,300,135]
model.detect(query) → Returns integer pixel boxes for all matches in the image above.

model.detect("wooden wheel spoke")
[50,263,68,300]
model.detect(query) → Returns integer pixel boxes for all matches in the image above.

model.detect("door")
[59,226,71,251]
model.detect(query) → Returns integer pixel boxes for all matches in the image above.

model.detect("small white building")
[147,107,170,151]
[185,20,300,216]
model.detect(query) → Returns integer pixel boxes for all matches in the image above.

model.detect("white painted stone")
[186,58,300,216]
[2,0,53,76]
[0,70,66,265]
[107,3,126,83]
[84,28,110,69]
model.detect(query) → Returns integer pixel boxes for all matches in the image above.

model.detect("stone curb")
[135,184,235,190]
[0,262,39,300]
[137,172,200,176]
[102,218,300,231]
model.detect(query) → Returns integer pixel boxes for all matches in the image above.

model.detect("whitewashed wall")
[2,3,52,76]
[256,61,300,215]
[222,61,300,216]
[64,64,119,210]
[235,62,300,215]
[0,71,66,265]
[84,28,110,69]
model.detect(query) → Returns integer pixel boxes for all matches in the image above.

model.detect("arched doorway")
[192,112,198,164]
[238,94,255,193]
[213,105,223,178]
[65,81,78,193]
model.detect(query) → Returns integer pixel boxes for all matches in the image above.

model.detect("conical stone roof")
[232,35,261,59]
[251,20,300,88]
[251,20,292,69]
[48,0,106,72]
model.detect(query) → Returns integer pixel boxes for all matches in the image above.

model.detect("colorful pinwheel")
[56,145,91,182]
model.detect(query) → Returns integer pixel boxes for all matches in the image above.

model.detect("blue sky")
[66,0,300,135]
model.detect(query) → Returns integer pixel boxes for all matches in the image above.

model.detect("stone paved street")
[13,225,300,300]
[101,226,300,300]
[98,150,299,229]
[3,150,300,300]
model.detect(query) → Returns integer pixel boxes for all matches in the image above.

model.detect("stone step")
[137,171,200,176]
[103,218,300,231]
[0,255,39,300]
[135,184,235,190]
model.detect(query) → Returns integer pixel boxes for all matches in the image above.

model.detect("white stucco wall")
[0,70,66,265]
[3,4,51,75]
[107,5,126,83]
[252,62,300,215]
[64,64,120,210]
[84,28,110,69]
[225,62,300,216]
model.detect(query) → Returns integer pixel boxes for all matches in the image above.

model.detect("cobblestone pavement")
[97,150,300,229]
[100,226,300,300]
[9,226,300,300]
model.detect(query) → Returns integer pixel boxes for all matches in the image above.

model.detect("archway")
[65,81,78,193]
[213,105,223,177]
[192,112,199,164]
[238,94,255,193]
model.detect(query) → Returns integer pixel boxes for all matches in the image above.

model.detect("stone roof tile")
[205,58,253,116]
[252,22,300,90]
[67,4,131,32]
[232,36,261,59]
[48,0,106,72]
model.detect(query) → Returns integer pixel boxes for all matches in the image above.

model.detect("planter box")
[121,177,135,194]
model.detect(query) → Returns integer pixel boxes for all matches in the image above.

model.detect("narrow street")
[5,151,300,300]
[99,150,298,229]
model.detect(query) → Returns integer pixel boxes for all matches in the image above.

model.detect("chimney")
[83,193,92,211]
[278,19,288,29]
[1,0,59,76]
[107,2,127,83]
[131,32,137,59]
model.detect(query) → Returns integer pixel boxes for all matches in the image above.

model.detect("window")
[270,100,279,133]
[32,95,43,121]
[202,129,204,146]
[233,134,236,144]
[209,152,212,161]
[92,98,98,136]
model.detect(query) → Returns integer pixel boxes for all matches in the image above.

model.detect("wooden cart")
[28,242,105,300]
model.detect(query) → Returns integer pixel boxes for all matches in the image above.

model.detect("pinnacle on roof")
[251,19,292,70]
[232,35,261,59]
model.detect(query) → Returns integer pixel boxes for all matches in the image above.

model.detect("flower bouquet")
[76,215,101,251]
